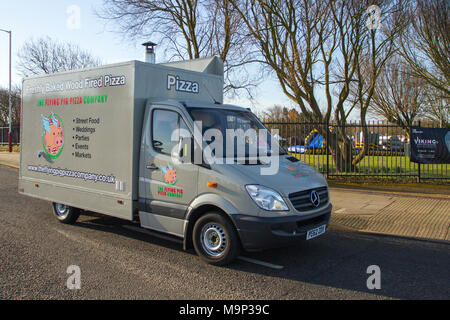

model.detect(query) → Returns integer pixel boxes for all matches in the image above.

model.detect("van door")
[139,105,198,237]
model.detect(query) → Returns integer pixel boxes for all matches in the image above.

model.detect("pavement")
[0,152,19,169]
[329,189,449,242]
[1,151,449,243]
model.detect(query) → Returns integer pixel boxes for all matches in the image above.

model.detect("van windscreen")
[186,107,286,159]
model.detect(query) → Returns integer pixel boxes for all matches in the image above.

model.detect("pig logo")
[41,114,64,159]
[161,164,177,185]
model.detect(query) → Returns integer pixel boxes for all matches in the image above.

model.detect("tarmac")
[1,151,449,242]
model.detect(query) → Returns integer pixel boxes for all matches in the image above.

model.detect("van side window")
[152,109,190,155]
[179,116,191,139]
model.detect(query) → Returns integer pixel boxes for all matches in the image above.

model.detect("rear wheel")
[193,212,240,266]
[52,203,80,224]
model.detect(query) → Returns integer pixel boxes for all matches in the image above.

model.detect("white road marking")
[335,208,346,213]
[238,256,284,270]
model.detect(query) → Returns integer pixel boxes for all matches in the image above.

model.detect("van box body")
[19,59,224,221]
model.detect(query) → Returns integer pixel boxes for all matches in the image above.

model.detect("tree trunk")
[319,126,354,173]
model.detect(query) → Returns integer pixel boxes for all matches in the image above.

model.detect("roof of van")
[153,99,249,112]
[182,100,250,112]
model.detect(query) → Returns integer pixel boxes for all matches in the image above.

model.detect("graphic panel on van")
[41,113,64,159]
[161,164,177,185]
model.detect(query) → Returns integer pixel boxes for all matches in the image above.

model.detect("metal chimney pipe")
[142,41,157,64]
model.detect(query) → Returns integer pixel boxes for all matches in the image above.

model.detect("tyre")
[52,202,80,224]
[192,212,240,266]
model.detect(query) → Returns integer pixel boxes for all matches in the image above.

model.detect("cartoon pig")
[161,164,177,185]
[42,114,64,156]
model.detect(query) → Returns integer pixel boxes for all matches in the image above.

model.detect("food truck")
[19,57,331,265]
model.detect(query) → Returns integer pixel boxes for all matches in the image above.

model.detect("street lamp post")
[0,29,12,152]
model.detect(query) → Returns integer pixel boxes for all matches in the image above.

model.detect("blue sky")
[0,0,294,113]
[0,1,154,84]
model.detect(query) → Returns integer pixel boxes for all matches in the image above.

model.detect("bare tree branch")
[368,55,427,133]
[398,0,450,97]
[17,36,102,77]
[0,86,21,126]
[97,0,261,97]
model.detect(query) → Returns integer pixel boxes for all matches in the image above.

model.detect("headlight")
[245,185,289,211]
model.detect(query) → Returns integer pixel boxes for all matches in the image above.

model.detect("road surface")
[0,165,448,299]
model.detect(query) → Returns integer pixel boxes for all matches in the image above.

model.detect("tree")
[0,86,21,126]
[230,0,405,171]
[98,0,260,97]
[369,56,427,134]
[287,108,303,122]
[17,37,102,77]
[397,0,449,98]
[423,88,449,127]
[259,105,306,122]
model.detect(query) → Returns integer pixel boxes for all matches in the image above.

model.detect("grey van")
[19,57,331,265]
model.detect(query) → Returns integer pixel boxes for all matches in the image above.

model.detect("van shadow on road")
[77,211,450,300]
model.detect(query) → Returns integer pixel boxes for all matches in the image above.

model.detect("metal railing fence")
[262,120,449,182]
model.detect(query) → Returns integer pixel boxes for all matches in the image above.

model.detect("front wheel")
[52,203,80,224]
[193,213,240,266]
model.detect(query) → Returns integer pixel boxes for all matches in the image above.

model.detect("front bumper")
[231,203,332,251]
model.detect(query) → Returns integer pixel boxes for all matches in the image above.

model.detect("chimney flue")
[142,41,157,64]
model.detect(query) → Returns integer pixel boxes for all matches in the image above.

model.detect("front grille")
[288,187,328,212]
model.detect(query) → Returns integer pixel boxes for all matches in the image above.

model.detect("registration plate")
[306,225,326,240]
